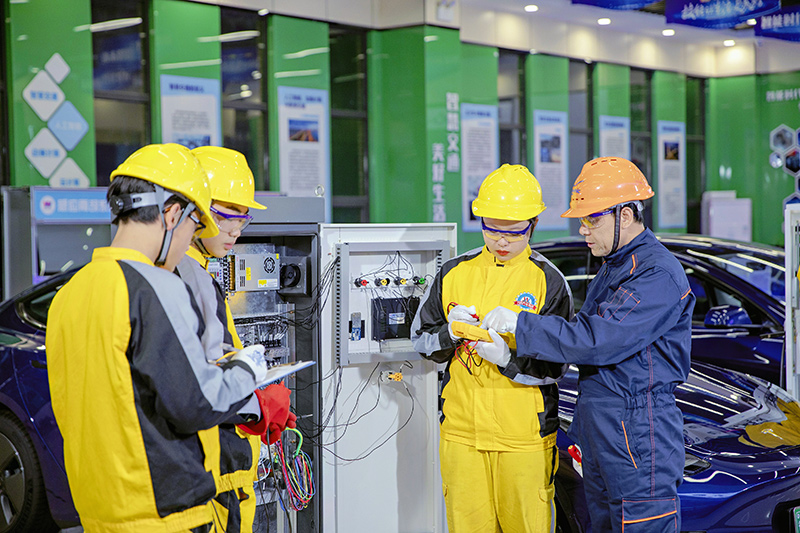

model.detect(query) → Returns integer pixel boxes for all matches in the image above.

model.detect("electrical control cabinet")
[319,223,456,533]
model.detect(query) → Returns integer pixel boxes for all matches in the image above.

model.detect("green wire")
[286,427,303,457]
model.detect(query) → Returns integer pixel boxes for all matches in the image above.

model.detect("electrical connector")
[394,277,407,285]
[412,276,426,285]
[374,277,390,287]
[379,370,404,383]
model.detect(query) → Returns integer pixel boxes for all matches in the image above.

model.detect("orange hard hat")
[561,157,653,218]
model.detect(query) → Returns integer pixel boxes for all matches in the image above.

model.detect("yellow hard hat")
[561,157,654,218]
[471,164,546,220]
[110,143,219,238]
[191,146,266,210]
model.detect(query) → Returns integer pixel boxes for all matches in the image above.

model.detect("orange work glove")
[238,383,295,444]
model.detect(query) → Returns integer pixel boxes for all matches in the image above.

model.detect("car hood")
[681,362,800,460]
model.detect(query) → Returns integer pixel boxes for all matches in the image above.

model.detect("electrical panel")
[333,240,449,365]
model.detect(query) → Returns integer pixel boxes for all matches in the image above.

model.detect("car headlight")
[684,451,711,477]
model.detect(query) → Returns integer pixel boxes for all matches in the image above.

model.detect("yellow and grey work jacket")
[176,247,262,494]
[47,247,259,533]
[411,245,573,451]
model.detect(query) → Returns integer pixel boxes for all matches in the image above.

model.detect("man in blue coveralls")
[477,156,694,532]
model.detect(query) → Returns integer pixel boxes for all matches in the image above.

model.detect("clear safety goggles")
[210,205,253,233]
[578,209,614,229]
[481,220,532,242]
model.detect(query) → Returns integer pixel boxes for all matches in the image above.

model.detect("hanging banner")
[666,0,779,29]
[461,103,498,232]
[160,75,221,149]
[572,0,652,9]
[656,121,687,229]
[277,86,331,217]
[599,115,630,160]
[533,110,569,231]
[756,6,800,42]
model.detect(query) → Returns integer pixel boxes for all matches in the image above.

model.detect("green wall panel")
[592,62,630,157]
[706,76,764,240]
[5,0,96,186]
[756,72,800,245]
[651,71,687,233]
[150,0,221,143]
[459,43,498,251]
[368,27,427,222]
[267,15,330,192]
[527,54,570,242]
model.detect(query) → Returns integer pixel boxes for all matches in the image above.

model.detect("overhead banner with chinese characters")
[572,0,653,9]
[533,110,569,231]
[666,0,779,28]
[599,115,631,159]
[160,74,221,149]
[656,121,687,229]
[756,6,800,41]
[460,103,498,232]
[277,86,331,218]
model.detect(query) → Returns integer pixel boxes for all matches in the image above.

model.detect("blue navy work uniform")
[514,229,694,532]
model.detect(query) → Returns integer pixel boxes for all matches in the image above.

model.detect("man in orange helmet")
[481,157,694,532]
[411,164,573,532]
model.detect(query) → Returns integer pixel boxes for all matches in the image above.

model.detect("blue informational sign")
[572,0,653,10]
[666,0,779,28]
[32,187,111,223]
[756,6,800,41]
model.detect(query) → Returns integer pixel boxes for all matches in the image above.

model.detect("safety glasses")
[210,205,253,233]
[579,209,614,229]
[188,212,206,238]
[481,220,532,242]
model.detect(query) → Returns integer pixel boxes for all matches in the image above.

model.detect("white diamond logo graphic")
[24,129,67,178]
[49,158,90,188]
[22,71,65,121]
[45,53,71,84]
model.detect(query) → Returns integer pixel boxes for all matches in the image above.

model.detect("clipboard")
[258,360,316,387]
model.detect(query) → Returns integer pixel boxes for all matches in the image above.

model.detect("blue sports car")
[0,235,797,532]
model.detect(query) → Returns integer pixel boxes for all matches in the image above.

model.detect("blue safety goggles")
[210,205,253,232]
[480,220,532,242]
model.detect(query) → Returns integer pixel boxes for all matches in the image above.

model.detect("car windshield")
[684,247,785,304]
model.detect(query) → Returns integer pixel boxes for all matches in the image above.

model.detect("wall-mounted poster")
[533,110,569,231]
[599,115,631,159]
[657,120,687,229]
[461,103,498,232]
[160,74,220,148]
[277,86,331,219]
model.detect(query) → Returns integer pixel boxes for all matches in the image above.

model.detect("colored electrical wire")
[273,429,315,511]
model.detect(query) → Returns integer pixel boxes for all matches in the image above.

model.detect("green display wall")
[593,62,630,155]
[5,0,95,186]
[706,74,797,246]
[149,0,221,142]
[459,43,498,252]
[266,15,330,192]
[651,71,687,233]
[527,54,570,242]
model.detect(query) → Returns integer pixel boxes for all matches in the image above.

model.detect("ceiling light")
[746,18,757,25]
[258,9,269,16]
[529,48,538,54]
[524,4,539,12]
[723,39,735,47]
[662,29,675,36]
[597,18,611,25]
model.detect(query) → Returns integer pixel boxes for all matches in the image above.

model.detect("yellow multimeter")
[450,321,516,349]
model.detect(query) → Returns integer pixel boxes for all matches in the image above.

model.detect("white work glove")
[481,306,519,335]
[475,329,512,367]
[447,305,479,341]
[230,344,268,385]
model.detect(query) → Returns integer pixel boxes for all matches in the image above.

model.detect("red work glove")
[268,411,297,444]
[238,383,295,444]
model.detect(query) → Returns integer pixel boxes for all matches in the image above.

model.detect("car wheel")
[0,412,58,533]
